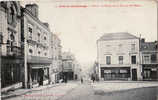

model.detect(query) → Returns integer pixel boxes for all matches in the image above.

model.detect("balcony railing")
[142,60,158,64]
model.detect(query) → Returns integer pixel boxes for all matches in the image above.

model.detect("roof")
[140,42,157,51]
[98,32,139,41]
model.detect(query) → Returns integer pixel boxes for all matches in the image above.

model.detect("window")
[44,53,47,56]
[143,56,150,64]
[106,56,111,65]
[151,54,156,63]
[28,24,33,39]
[29,49,33,54]
[131,55,136,64]
[131,44,136,51]
[44,36,47,40]
[118,44,122,49]
[38,51,40,54]
[119,56,123,64]
[37,33,40,42]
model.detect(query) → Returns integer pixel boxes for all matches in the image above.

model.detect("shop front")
[29,65,49,88]
[101,67,131,80]
[142,64,158,81]
[27,56,51,88]
[1,56,24,92]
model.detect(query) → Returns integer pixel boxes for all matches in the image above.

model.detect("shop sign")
[151,68,157,71]
[120,69,127,73]
[104,70,111,73]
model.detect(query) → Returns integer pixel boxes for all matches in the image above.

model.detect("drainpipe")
[139,34,142,80]
[24,34,28,88]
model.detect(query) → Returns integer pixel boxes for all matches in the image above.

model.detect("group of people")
[80,74,96,84]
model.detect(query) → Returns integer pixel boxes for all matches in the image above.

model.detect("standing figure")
[91,74,95,83]
[81,77,83,84]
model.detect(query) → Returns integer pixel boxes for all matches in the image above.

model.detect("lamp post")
[24,37,28,88]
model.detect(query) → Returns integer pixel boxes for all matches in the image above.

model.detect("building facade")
[140,39,158,81]
[73,62,82,80]
[21,4,52,88]
[0,1,24,92]
[97,32,142,81]
[50,33,62,83]
[62,52,75,81]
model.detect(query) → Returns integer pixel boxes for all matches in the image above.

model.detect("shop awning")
[27,56,52,64]
[31,65,49,69]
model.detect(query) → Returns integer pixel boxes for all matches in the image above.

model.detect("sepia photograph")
[0,0,158,100]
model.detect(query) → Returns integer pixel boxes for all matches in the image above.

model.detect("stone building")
[0,1,24,92]
[73,61,82,80]
[21,4,52,88]
[62,52,75,81]
[140,39,158,81]
[97,32,142,81]
[50,33,62,83]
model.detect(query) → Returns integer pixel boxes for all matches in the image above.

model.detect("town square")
[0,1,158,100]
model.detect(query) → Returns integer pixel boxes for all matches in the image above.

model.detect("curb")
[2,90,32,100]
[2,83,64,100]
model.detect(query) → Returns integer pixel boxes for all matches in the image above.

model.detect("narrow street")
[4,81,158,100]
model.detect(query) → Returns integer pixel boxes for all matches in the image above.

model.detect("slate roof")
[98,32,139,41]
[140,42,157,51]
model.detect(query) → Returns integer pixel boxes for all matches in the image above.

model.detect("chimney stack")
[25,3,39,18]
[43,23,49,28]
[141,38,145,43]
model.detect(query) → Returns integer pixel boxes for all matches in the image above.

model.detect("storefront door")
[132,69,137,81]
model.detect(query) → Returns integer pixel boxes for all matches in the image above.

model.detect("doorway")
[132,69,137,81]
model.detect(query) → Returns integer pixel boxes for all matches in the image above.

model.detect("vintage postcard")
[0,0,158,100]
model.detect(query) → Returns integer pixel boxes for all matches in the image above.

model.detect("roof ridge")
[98,32,139,41]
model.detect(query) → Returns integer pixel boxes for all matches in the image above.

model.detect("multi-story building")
[21,4,52,88]
[73,61,82,80]
[62,52,75,80]
[0,1,24,91]
[92,61,99,81]
[140,39,158,81]
[97,32,142,81]
[50,33,62,83]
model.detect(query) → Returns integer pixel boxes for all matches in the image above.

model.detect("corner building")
[0,1,24,91]
[21,4,52,88]
[97,32,142,81]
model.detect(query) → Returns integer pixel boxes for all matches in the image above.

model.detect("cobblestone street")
[4,81,158,100]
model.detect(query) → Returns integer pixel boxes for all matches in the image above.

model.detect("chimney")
[141,38,145,43]
[43,23,49,28]
[25,3,39,18]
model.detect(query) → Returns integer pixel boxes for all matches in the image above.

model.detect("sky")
[21,0,157,69]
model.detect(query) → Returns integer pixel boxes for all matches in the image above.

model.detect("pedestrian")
[81,77,83,84]
[92,77,95,83]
